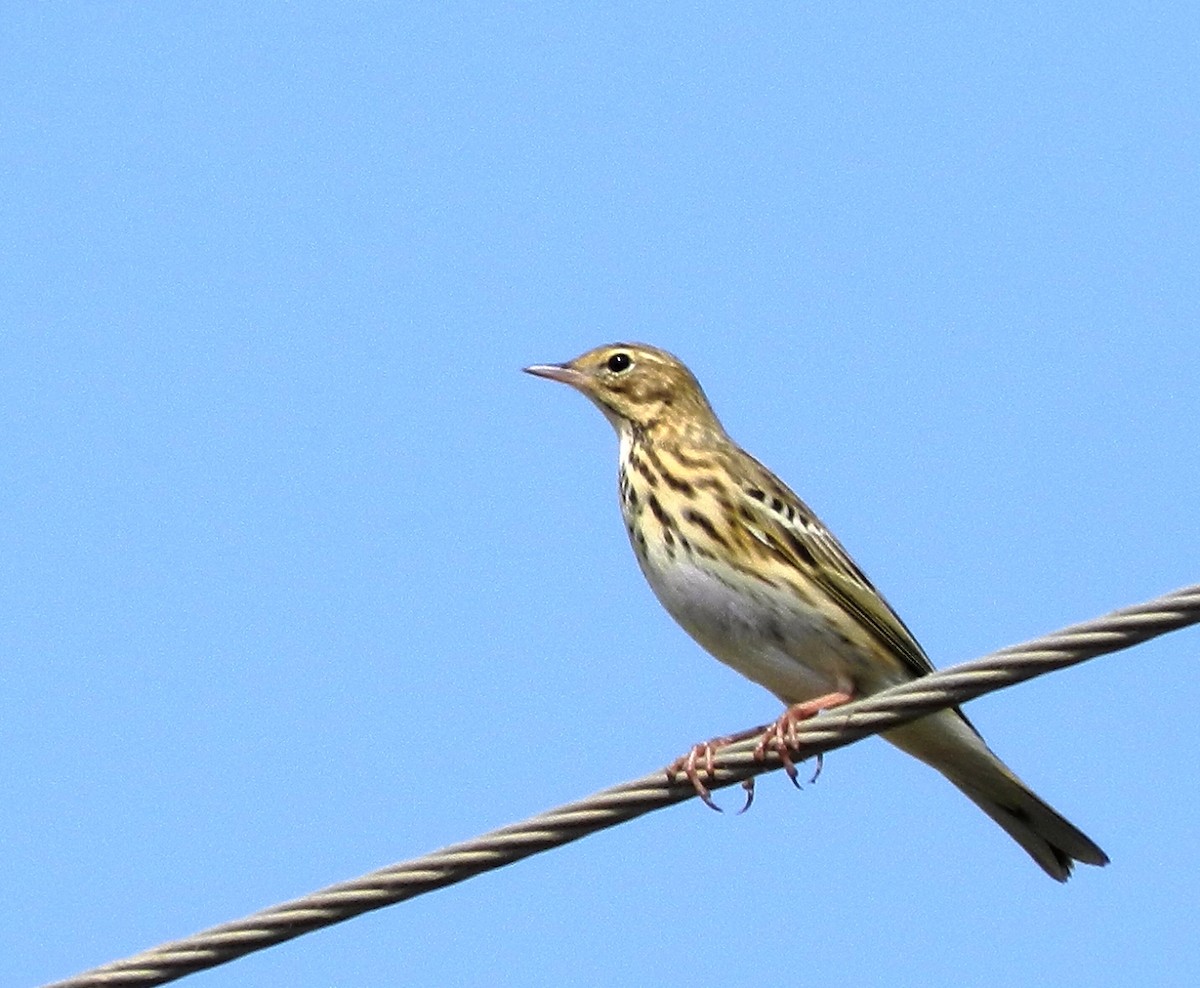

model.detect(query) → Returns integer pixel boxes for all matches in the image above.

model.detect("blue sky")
[4,4,1199,986]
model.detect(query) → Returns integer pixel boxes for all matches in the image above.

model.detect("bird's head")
[524,343,721,439]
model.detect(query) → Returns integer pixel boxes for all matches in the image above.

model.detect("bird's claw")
[736,778,756,814]
[666,739,728,812]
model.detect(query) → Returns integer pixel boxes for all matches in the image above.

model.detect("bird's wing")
[734,456,937,682]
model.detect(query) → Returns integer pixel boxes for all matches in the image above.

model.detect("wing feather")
[733,455,937,682]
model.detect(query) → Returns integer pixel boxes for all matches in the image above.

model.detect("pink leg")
[753,691,854,788]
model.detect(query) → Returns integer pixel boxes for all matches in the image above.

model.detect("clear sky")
[5,4,1199,987]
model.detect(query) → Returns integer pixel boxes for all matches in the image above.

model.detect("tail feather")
[885,710,1109,882]
[948,772,1110,882]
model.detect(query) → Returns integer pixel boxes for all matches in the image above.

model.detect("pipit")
[525,342,1108,881]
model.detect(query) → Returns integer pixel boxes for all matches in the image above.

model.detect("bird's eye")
[606,352,632,373]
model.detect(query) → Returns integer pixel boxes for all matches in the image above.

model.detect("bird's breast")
[627,529,864,705]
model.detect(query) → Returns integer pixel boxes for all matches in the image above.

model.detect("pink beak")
[523,363,586,387]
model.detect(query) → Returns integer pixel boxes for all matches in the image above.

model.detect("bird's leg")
[666,722,770,813]
[754,691,854,788]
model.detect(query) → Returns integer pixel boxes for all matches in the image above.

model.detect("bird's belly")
[637,551,861,705]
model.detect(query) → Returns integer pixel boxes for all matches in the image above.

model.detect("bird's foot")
[666,726,763,813]
[753,691,854,788]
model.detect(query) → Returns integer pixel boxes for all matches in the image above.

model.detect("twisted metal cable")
[42,584,1200,988]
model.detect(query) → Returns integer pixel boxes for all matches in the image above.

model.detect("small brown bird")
[525,342,1108,881]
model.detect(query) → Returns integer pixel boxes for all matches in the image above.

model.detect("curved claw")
[753,719,801,787]
[736,778,756,815]
[666,740,728,812]
[778,743,802,789]
[696,786,723,813]
[752,692,852,790]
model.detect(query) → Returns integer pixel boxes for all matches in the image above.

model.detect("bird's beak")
[523,362,585,387]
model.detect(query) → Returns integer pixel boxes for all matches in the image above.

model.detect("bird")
[524,342,1108,881]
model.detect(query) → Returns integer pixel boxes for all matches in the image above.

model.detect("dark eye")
[606,352,632,373]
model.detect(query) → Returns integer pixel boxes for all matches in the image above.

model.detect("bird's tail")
[884,710,1109,882]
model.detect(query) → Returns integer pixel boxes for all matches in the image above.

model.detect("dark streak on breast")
[618,469,634,507]
[629,451,658,487]
[634,528,648,557]
[670,446,716,470]
[645,447,694,495]
[648,493,673,531]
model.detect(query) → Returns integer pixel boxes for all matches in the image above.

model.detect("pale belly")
[634,548,871,705]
